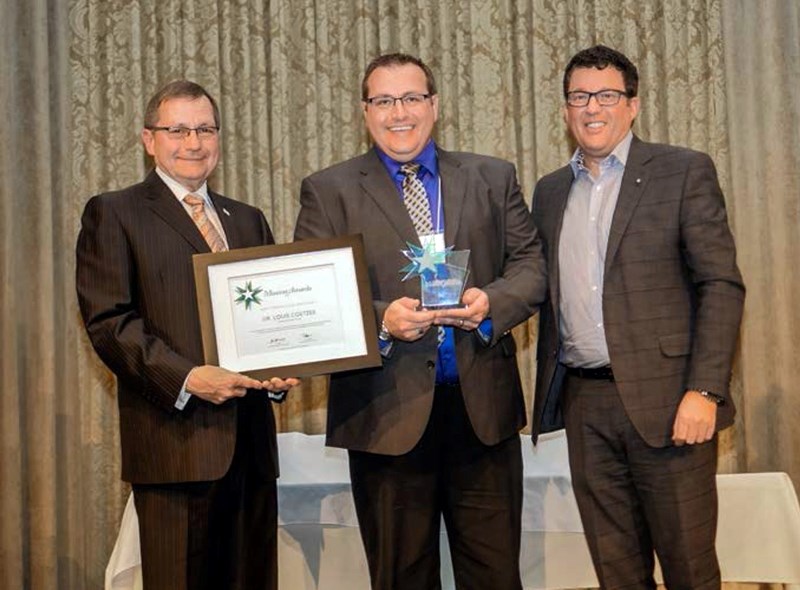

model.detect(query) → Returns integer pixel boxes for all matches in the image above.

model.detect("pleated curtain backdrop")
[1,0,798,587]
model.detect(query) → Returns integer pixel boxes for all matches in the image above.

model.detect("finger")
[672,418,686,444]
[268,377,299,390]
[238,376,263,389]
[399,297,421,311]
[672,418,682,440]
[461,288,481,305]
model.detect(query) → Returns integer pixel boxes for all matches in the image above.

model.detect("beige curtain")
[722,0,800,483]
[1,0,798,587]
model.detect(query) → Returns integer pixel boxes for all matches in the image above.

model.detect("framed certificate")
[193,235,381,379]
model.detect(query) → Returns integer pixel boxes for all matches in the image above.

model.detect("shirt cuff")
[378,337,394,358]
[476,318,493,346]
[175,375,193,410]
[268,389,288,403]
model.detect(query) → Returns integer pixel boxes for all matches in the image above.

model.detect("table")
[106,431,800,589]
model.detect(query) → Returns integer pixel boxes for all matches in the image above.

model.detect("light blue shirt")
[558,131,633,368]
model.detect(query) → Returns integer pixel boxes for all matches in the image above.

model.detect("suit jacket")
[76,170,277,484]
[530,136,745,447]
[295,148,546,455]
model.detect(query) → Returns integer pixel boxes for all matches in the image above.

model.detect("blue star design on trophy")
[233,280,263,310]
[400,242,450,281]
[398,242,470,308]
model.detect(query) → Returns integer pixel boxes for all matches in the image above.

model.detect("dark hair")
[143,80,221,128]
[361,53,437,101]
[563,45,639,98]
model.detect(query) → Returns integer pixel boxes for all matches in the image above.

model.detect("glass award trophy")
[400,242,470,309]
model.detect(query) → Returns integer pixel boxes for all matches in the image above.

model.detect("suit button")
[426,360,435,369]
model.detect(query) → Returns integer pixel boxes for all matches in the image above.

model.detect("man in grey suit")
[295,53,546,590]
[76,80,297,590]
[530,45,745,589]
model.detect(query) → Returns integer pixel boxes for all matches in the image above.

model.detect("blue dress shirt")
[375,141,491,384]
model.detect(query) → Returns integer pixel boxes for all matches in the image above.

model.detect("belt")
[563,365,614,381]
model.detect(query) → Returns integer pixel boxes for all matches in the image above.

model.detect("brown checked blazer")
[76,170,277,484]
[530,136,745,447]
[295,148,547,455]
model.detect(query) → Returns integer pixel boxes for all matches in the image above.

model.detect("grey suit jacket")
[295,148,546,455]
[530,136,745,447]
[76,170,277,484]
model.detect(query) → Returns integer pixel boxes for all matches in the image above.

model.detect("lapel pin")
[223,208,231,216]
[635,178,642,185]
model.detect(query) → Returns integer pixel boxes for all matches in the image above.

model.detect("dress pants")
[133,394,278,590]
[562,373,721,590]
[348,384,523,590]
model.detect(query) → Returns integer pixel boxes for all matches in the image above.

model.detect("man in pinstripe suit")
[530,46,745,589]
[76,80,296,590]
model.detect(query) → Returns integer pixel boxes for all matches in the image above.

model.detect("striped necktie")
[183,194,227,252]
[400,163,434,237]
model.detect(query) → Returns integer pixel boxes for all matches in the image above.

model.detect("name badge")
[420,232,446,253]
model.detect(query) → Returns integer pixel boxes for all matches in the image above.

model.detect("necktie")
[399,163,445,345]
[400,163,434,237]
[183,194,228,252]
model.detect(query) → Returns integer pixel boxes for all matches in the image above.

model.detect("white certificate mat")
[193,235,380,379]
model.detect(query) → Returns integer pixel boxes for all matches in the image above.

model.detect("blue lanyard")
[431,176,444,234]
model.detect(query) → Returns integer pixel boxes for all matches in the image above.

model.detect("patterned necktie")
[400,163,434,237]
[183,194,228,252]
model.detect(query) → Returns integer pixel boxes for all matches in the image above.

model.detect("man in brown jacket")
[77,80,296,590]
[531,45,745,589]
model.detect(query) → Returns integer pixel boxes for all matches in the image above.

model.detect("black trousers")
[133,396,278,590]
[562,374,721,590]
[349,384,523,590]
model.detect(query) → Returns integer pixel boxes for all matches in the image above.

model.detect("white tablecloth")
[106,431,800,589]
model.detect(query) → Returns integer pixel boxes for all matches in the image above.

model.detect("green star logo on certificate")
[233,280,263,310]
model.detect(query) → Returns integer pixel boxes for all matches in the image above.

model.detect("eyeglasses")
[566,89,629,108]
[364,93,432,110]
[146,125,220,139]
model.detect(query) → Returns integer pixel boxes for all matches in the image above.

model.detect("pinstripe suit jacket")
[76,170,277,484]
[530,137,745,447]
[295,148,547,455]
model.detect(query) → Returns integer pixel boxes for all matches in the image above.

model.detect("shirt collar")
[374,139,439,180]
[155,167,211,203]
[569,130,634,178]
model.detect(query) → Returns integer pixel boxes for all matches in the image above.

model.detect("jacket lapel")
[604,136,652,275]
[359,151,420,246]
[142,170,211,253]
[437,149,466,248]
[547,166,574,317]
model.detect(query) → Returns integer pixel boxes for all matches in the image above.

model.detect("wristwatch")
[698,390,725,405]
[378,321,393,343]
